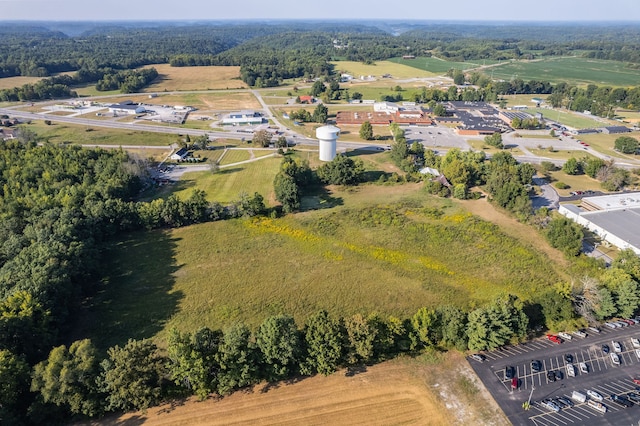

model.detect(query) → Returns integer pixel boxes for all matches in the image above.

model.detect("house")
[298,95,314,104]
[171,148,189,161]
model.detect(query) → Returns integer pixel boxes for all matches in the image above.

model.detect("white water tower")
[316,125,340,162]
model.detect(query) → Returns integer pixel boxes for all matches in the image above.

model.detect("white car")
[587,390,604,402]
[612,341,622,353]
[558,332,573,340]
[604,322,617,329]
[632,338,640,348]
[579,362,589,373]
[588,326,601,334]
[566,363,576,377]
[573,330,587,338]
[636,348,640,360]
[611,352,621,365]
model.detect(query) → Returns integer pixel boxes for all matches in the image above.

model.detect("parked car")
[587,390,604,402]
[504,366,515,380]
[547,334,563,344]
[565,353,573,363]
[555,370,563,380]
[604,322,617,329]
[579,362,589,373]
[588,326,601,334]
[547,370,556,382]
[531,360,542,372]
[540,399,560,413]
[636,348,640,360]
[613,341,622,353]
[610,352,621,365]
[627,392,640,404]
[557,396,574,407]
[470,353,486,362]
[573,330,587,338]
[632,377,640,385]
[611,394,633,408]
[587,399,607,413]
[566,363,576,377]
[632,338,640,348]
[602,344,610,354]
[558,332,572,340]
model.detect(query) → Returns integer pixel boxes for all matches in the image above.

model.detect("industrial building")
[221,111,264,125]
[108,101,146,116]
[559,192,640,255]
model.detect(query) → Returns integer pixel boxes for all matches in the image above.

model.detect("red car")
[633,377,640,385]
[547,334,563,344]
[511,377,519,389]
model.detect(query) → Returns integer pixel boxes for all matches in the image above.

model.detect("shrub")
[554,182,569,189]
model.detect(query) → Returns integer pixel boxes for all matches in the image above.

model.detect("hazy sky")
[2,0,639,21]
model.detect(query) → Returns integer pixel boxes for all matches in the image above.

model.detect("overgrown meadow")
[95,195,561,349]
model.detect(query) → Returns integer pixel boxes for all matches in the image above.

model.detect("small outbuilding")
[171,148,189,161]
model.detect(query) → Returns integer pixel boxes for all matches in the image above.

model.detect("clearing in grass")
[331,60,440,79]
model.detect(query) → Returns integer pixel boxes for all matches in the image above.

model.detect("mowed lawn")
[174,155,281,204]
[21,121,178,146]
[92,185,563,350]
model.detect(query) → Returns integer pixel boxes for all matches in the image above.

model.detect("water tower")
[316,125,340,162]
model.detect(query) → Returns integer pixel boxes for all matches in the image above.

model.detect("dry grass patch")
[104,352,507,426]
[142,64,248,91]
[0,76,45,89]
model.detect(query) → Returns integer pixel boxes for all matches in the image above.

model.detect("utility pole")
[523,386,535,410]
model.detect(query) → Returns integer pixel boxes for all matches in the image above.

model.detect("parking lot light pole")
[524,386,535,410]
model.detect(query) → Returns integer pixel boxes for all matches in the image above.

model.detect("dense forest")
[1,21,640,88]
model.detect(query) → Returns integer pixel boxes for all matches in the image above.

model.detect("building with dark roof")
[601,126,631,134]
[108,101,146,115]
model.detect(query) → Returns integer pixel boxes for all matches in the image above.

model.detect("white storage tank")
[316,125,340,162]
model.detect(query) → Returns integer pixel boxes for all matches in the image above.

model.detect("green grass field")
[22,121,179,146]
[173,155,281,204]
[85,183,564,350]
[488,57,640,87]
[525,108,609,129]
[387,56,492,73]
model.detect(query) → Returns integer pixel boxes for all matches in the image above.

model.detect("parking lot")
[468,323,640,425]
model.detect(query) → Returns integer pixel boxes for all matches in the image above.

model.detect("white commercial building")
[222,111,264,125]
[559,192,640,255]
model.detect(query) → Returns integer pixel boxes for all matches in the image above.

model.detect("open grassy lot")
[173,155,281,204]
[331,60,440,79]
[106,91,259,113]
[488,57,640,87]
[525,107,610,129]
[21,121,178,146]
[142,64,248,91]
[615,109,640,126]
[107,352,507,426]
[546,170,603,196]
[579,132,640,159]
[218,148,251,165]
[388,56,494,73]
[90,183,563,351]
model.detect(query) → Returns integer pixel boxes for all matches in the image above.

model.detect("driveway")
[532,177,559,210]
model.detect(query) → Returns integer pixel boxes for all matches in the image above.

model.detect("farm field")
[142,64,248,91]
[488,57,640,87]
[106,352,508,426]
[87,183,565,352]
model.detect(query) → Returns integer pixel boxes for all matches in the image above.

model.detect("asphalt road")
[468,323,640,425]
